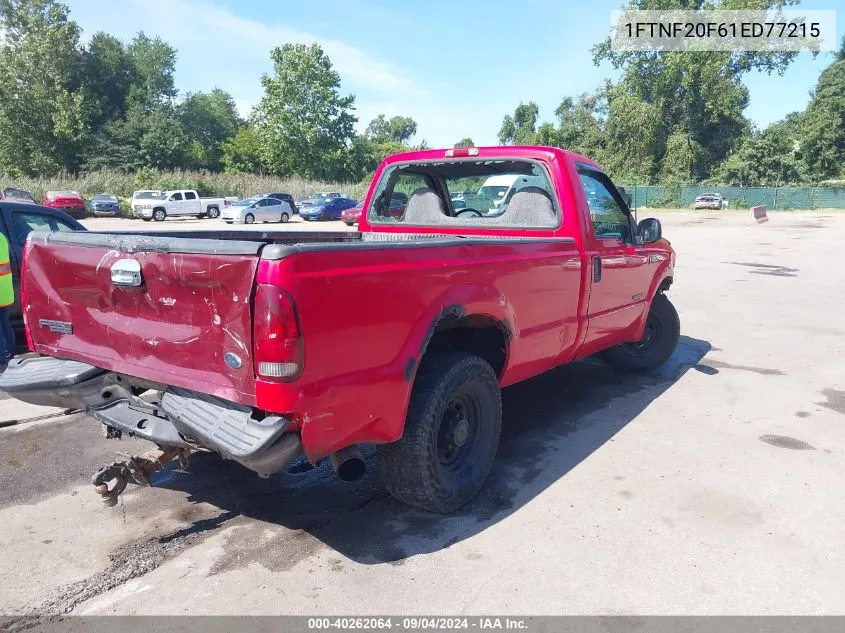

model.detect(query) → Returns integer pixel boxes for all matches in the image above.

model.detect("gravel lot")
[1,211,843,616]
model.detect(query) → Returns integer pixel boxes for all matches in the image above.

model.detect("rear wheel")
[244,213,255,224]
[377,351,502,513]
[280,212,289,223]
[206,206,220,219]
[602,293,680,373]
[153,208,166,222]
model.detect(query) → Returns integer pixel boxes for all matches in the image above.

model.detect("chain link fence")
[620,185,845,210]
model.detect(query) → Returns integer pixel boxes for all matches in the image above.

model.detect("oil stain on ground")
[726,262,798,277]
[817,389,845,415]
[702,359,785,376]
[759,434,816,451]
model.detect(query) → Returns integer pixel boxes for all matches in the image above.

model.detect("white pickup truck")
[131,189,234,221]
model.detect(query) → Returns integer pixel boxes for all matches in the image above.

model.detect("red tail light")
[253,283,303,381]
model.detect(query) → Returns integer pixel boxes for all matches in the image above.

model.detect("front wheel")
[602,293,680,373]
[152,209,166,222]
[244,213,255,225]
[377,351,502,513]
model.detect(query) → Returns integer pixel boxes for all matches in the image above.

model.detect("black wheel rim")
[437,388,481,475]
[625,308,663,357]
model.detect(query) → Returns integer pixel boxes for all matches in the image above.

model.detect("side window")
[577,169,631,241]
[184,191,197,200]
[11,213,76,246]
[171,192,183,201]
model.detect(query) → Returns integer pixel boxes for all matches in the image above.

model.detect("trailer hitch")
[91,447,191,507]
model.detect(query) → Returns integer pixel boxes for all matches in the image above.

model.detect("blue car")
[88,193,122,216]
[301,197,357,221]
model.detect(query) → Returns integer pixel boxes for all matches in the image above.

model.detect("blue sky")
[66,0,843,147]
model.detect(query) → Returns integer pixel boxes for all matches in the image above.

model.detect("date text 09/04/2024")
[307,617,529,630]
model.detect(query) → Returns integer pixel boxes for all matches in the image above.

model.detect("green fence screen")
[619,185,845,210]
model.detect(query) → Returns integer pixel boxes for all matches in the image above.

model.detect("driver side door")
[578,167,654,355]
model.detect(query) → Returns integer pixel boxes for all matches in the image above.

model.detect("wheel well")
[153,206,166,212]
[424,315,508,378]
[658,276,673,292]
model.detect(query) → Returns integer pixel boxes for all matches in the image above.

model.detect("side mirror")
[638,217,662,244]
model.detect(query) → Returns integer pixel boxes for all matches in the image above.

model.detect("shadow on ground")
[145,335,713,565]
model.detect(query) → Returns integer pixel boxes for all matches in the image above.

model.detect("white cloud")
[124,0,421,95]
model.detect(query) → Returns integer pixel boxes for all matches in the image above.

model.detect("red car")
[3,145,677,514]
[341,201,363,225]
[42,190,86,219]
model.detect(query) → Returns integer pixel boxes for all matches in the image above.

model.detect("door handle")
[593,256,602,283]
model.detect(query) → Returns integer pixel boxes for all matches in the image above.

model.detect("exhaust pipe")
[330,445,367,482]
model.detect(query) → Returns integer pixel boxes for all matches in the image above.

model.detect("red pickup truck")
[0,146,677,513]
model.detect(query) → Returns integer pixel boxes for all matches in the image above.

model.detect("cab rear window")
[368,159,559,229]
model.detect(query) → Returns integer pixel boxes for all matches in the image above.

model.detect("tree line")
[0,0,425,183]
[0,0,843,187]
[498,0,845,187]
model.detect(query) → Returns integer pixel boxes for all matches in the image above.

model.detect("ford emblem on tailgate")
[224,352,243,369]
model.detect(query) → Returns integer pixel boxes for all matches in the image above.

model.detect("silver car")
[221,196,292,224]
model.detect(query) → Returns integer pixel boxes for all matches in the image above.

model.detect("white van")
[476,174,548,215]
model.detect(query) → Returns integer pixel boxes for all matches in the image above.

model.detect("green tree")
[365,114,417,144]
[79,32,134,130]
[222,125,264,174]
[591,0,799,182]
[127,32,177,113]
[0,0,87,175]
[800,54,845,181]
[455,137,475,147]
[498,102,539,144]
[81,107,147,171]
[711,115,806,185]
[179,88,241,170]
[139,108,189,170]
[253,43,356,179]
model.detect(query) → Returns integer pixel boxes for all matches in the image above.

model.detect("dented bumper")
[0,356,301,476]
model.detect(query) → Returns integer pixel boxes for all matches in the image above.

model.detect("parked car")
[1,187,38,204]
[300,196,358,221]
[341,201,363,226]
[42,190,86,219]
[1,145,677,515]
[693,193,724,210]
[221,196,292,224]
[88,194,122,216]
[255,192,297,214]
[313,192,342,200]
[0,200,85,346]
[131,189,229,221]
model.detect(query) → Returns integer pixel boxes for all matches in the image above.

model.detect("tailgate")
[23,231,265,405]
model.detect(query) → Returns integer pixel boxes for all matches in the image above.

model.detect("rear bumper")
[0,356,301,476]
